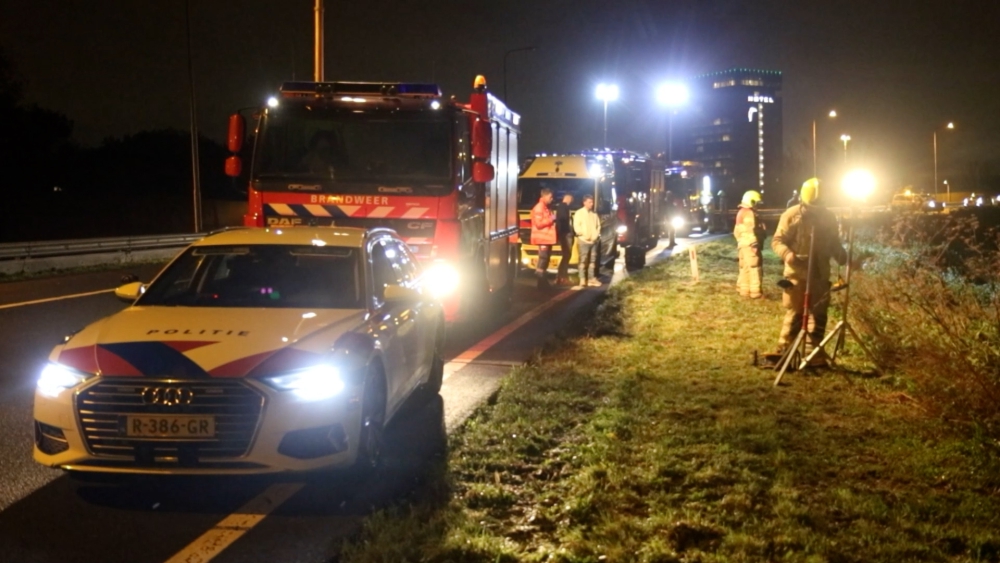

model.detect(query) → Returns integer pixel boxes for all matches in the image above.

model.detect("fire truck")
[224,76,521,321]
[662,161,712,236]
[589,150,666,249]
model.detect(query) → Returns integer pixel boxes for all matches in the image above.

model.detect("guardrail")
[0,233,205,277]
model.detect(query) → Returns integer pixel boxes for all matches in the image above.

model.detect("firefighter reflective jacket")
[530,201,556,245]
[771,203,847,282]
[734,204,765,249]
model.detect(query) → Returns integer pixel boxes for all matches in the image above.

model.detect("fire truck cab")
[225,77,521,322]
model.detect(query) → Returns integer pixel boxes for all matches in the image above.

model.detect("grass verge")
[338,239,1000,563]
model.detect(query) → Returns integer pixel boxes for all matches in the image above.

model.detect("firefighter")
[771,178,847,365]
[531,187,557,288]
[734,190,766,298]
[663,191,680,248]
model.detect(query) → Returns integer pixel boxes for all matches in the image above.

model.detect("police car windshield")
[254,106,451,184]
[139,245,362,309]
[518,178,596,209]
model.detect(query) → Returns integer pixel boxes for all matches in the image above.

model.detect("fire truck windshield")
[253,106,452,185]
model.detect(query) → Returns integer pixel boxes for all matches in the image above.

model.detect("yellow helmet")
[801,178,820,205]
[741,190,762,207]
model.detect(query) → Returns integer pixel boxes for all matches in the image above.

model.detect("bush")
[850,213,1000,447]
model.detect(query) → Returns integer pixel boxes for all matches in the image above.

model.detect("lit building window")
[715,161,723,167]
[713,118,723,125]
[722,135,731,142]
[741,79,763,86]
[713,80,736,88]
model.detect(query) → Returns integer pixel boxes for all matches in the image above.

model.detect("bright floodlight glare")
[267,96,279,108]
[829,110,837,118]
[596,83,619,102]
[656,82,689,107]
[840,134,851,142]
[946,122,955,129]
[842,169,876,201]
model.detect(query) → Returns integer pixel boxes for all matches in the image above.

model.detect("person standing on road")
[734,190,766,299]
[554,193,575,286]
[573,194,602,287]
[663,191,680,248]
[771,178,847,365]
[531,188,557,289]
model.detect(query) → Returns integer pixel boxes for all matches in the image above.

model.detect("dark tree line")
[0,48,241,243]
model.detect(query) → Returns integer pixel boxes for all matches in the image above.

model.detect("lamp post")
[840,134,851,165]
[502,46,536,103]
[656,82,689,162]
[812,109,837,178]
[933,121,955,198]
[595,83,619,149]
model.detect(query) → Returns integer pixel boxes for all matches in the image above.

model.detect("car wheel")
[355,370,387,471]
[424,350,444,397]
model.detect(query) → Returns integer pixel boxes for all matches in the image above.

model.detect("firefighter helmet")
[741,190,762,207]
[801,178,820,205]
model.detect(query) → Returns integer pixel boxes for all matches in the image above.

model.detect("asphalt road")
[0,234,714,563]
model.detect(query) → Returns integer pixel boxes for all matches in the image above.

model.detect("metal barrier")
[0,233,205,276]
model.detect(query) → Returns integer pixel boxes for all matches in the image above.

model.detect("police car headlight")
[615,225,628,234]
[38,363,91,398]
[264,365,345,400]
[424,261,459,298]
[670,216,685,229]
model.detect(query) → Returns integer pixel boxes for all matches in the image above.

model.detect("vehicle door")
[368,237,413,409]
[596,175,618,261]
[389,240,437,386]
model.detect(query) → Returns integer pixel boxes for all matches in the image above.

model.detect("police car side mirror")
[383,284,420,304]
[114,281,145,303]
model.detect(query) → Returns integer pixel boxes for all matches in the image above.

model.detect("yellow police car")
[33,227,445,475]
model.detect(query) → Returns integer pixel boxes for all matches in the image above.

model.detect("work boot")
[578,277,588,288]
[588,278,602,287]
[805,348,830,368]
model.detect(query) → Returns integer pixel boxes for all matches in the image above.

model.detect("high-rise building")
[673,68,784,207]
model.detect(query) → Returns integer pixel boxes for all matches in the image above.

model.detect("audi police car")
[33,227,445,475]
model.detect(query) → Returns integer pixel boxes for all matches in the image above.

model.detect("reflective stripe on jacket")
[530,201,556,245]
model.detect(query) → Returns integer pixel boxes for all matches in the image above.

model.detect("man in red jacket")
[531,188,557,288]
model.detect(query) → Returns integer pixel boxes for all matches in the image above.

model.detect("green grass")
[337,240,1000,563]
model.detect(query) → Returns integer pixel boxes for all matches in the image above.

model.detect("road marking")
[443,286,582,381]
[164,482,304,563]
[0,288,114,310]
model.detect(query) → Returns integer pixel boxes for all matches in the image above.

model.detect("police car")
[33,227,445,475]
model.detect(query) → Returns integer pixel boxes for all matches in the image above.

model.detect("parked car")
[33,226,444,476]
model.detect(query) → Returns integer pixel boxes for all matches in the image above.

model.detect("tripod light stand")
[801,171,882,373]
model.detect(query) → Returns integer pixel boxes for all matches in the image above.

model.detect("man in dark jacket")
[554,193,575,285]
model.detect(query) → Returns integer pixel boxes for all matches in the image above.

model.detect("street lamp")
[596,83,619,149]
[933,121,955,199]
[502,46,536,103]
[811,110,838,178]
[840,134,851,165]
[656,82,689,162]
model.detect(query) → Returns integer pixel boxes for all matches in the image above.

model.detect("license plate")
[124,416,215,438]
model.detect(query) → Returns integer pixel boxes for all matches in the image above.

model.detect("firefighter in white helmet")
[770,178,847,364]
[734,190,766,298]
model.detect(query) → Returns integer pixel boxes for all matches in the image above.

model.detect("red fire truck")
[224,76,521,321]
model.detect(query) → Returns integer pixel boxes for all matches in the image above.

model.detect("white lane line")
[161,284,586,563]
[164,482,304,563]
[443,286,582,381]
[0,289,114,310]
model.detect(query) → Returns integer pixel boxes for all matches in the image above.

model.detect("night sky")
[3,0,999,192]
